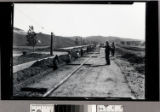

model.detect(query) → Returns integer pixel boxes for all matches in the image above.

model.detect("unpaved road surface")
[27,48,136,99]
[50,48,135,99]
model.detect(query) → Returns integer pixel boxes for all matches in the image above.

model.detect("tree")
[26,26,38,52]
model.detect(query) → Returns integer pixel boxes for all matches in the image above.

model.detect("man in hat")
[105,41,111,65]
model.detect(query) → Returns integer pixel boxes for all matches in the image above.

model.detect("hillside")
[85,35,143,43]
[85,35,144,46]
[13,27,144,48]
[85,36,121,43]
[13,27,76,48]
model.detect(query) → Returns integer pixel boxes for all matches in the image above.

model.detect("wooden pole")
[50,32,53,56]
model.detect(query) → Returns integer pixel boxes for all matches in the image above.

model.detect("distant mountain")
[85,35,142,43]
[84,35,144,46]
[14,27,26,35]
[14,27,24,31]
[85,36,118,43]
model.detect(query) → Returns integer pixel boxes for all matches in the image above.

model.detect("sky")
[14,3,146,40]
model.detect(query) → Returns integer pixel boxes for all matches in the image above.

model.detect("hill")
[85,35,144,46]
[13,27,144,48]
[85,36,121,43]
[13,27,76,48]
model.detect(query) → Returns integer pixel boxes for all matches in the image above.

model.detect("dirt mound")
[14,54,71,84]
[31,58,53,68]
[13,53,50,65]
[14,67,44,84]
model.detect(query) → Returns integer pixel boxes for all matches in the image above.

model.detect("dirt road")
[27,48,136,99]
[49,48,135,99]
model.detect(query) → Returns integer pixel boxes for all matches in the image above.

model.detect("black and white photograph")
[13,3,145,99]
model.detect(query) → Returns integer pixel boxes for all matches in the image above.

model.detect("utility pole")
[50,32,53,56]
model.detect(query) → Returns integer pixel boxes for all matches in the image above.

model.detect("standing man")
[105,41,111,65]
[111,42,115,57]
[80,48,83,57]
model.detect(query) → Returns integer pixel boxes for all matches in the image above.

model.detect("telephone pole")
[50,32,53,56]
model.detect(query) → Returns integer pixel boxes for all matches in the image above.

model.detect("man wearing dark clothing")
[111,42,115,57]
[105,41,111,65]
[80,48,83,56]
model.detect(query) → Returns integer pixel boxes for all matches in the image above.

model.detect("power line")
[15,7,51,32]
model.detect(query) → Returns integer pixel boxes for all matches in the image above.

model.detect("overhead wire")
[15,7,52,33]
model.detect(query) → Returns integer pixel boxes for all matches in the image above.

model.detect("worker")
[53,55,59,70]
[111,42,115,57]
[105,41,111,65]
[80,48,83,57]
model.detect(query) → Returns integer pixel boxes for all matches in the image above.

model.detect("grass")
[116,45,145,74]
[115,45,145,99]
[121,53,144,64]
[117,45,145,51]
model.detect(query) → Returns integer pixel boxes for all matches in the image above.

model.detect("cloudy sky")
[14,3,146,40]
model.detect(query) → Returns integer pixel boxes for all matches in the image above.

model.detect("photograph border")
[1,0,159,101]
